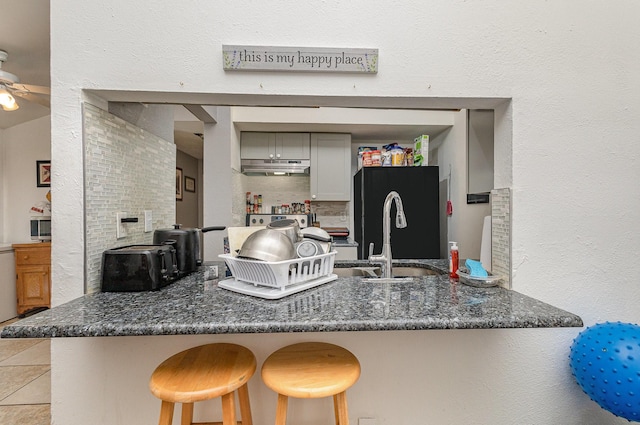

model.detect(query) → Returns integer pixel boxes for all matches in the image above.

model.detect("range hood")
[241,159,310,176]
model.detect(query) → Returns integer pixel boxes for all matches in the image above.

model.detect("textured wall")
[51,1,640,424]
[83,103,175,293]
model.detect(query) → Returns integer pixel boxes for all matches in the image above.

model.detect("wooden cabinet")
[310,133,351,201]
[13,242,51,316]
[241,132,310,160]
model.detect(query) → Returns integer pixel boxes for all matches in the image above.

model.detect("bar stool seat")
[261,342,360,425]
[149,343,256,425]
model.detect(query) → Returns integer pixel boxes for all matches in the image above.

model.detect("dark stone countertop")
[0,259,582,338]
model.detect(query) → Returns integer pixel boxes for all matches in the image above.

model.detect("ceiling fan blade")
[12,83,51,95]
[13,91,50,108]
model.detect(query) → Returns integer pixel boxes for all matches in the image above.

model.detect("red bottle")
[449,241,459,278]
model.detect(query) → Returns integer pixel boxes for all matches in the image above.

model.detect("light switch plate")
[144,210,152,232]
[116,212,127,239]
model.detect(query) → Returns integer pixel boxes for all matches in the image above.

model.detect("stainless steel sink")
[392,267,440,277]
[333,266,440,278]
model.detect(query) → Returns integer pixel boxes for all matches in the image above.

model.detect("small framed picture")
[37,160,51,187]
[176,167,183,200]
[185,176,196,193]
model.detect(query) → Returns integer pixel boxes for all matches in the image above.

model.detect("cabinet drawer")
[14,249,50,266]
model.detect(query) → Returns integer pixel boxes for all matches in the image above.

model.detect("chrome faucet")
[368,191,407,278]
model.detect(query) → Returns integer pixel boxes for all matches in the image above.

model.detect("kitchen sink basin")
[333,265,440,278]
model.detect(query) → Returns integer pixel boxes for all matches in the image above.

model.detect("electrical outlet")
[116,212,127,239]
[205,265,218,280]
[144,210,153,232]
[359,419,377,425]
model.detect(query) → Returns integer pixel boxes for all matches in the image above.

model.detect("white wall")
[51,328,584,425]
[176,150,200,228]
[433,110,491,261]
[203,107,234,259]
[0,128,4,241]
[467,109,495,195]
[1,116,51,243]
[49,1,640,424]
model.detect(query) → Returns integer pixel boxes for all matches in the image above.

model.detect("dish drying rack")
[217,251,338,299]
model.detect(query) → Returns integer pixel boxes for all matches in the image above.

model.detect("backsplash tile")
[311,202,350,228]
[231,169,245,226]
[491,187,511,288]
[242,175,310,213]
[83,103,175,293]
[231,172,350,228]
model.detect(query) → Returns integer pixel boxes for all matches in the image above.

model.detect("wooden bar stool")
[149,343,256,425]
[261,342,361,425]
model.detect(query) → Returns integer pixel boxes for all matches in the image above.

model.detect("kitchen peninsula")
[1,260,581,338]
[0,261,582,424]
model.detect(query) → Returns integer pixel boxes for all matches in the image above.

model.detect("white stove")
[246,214,312,228]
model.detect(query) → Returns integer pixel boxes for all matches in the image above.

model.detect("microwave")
[30,217,51,241]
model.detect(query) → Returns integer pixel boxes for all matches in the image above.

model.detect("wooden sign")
[223,45,378,73]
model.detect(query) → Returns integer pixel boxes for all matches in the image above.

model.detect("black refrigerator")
[354,166,440,259]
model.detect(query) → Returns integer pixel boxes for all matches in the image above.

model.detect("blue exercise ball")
[570,322,640,422]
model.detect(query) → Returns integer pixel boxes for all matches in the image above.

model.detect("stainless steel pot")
[238,229,296,262]
[266,219,301,244]
[300,227,332,254]
[294,239,323,258]
[153,224,225,274]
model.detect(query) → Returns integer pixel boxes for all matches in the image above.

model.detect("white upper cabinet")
[276,133,311,159]
[310,133,351,201]
[240,132,310,159]
[240,132,275,159]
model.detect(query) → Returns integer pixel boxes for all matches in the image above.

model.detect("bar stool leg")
[333,391,349,425]
[275,393,289,425]
[237,383,253,425]
[158,400,175,425]
[181,402,193,425]
[221,392,237,425]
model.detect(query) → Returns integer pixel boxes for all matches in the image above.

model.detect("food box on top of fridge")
[413,135,429,166]
[358,146,377,169]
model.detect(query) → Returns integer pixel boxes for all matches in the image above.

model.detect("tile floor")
[0,318,50,425]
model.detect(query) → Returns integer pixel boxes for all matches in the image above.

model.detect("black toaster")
[101,244,179,292]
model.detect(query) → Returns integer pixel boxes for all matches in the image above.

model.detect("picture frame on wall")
[185,176,196,193]
[36,160,51,187]
[176,167,183,200]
